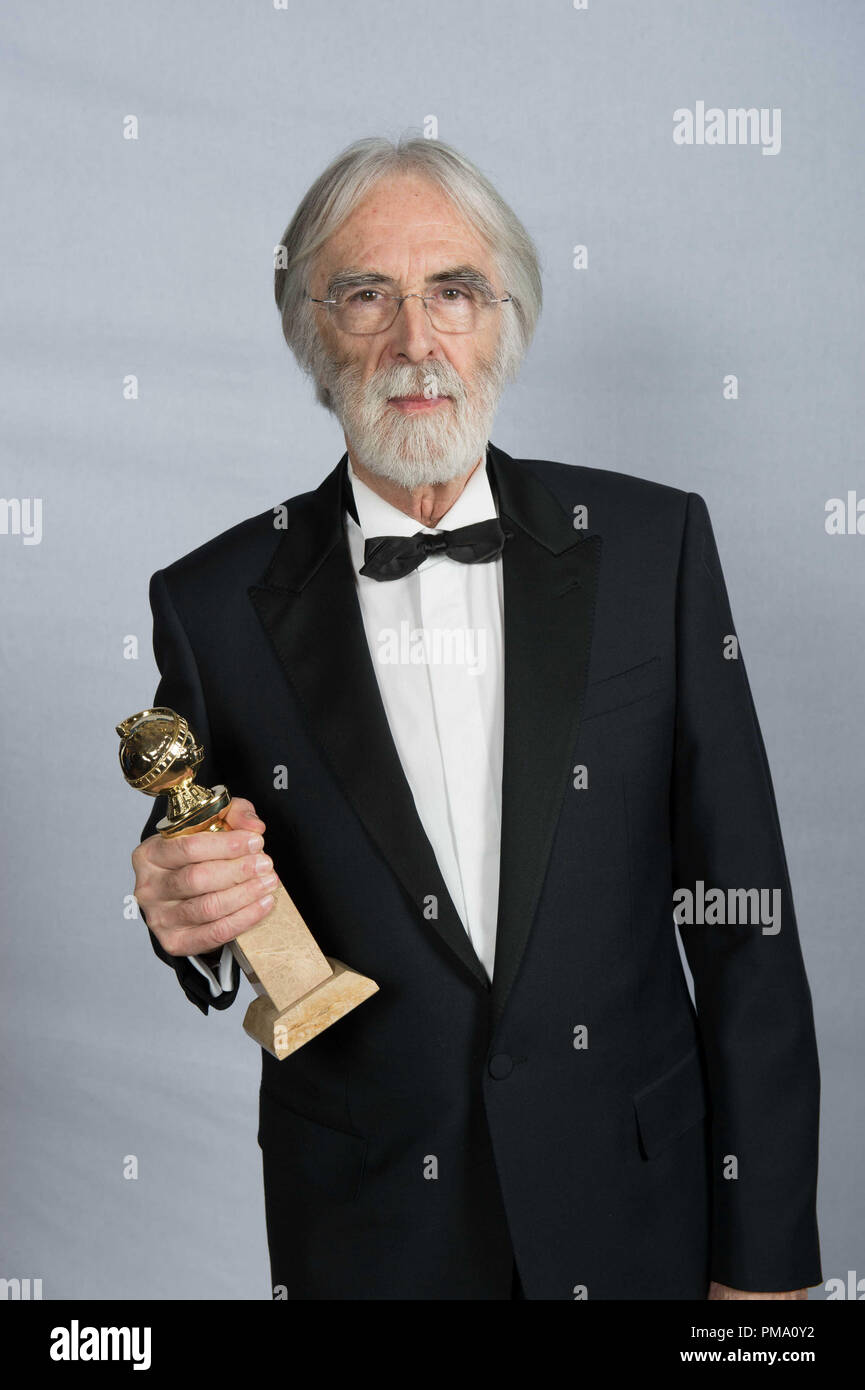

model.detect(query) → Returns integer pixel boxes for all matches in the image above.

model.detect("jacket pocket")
[581,655,665,722]
[258,1086,367,1203]
[632,1045,708,1160]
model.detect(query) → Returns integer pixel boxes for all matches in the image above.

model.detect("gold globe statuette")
[116,707,378,1059]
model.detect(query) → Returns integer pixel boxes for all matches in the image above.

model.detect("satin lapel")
[485,443,602,1031]
[247,456,490,993]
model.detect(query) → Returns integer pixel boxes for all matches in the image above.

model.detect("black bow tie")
[359,517,508,582]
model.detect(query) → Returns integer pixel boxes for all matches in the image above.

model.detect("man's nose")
[386,294,438,359]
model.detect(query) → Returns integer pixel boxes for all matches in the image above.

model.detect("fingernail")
[258,894,274,910]
[254,854,273,874]
[258,873,277,889]
[247,834,263,852]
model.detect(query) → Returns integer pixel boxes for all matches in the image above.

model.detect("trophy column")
[116,708,378,1059]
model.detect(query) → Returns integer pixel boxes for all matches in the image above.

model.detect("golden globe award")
[116,707,378,1059]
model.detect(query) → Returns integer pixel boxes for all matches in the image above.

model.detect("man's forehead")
[317,178,492,272]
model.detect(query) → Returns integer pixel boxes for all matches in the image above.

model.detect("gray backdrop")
[1,0,861,1299]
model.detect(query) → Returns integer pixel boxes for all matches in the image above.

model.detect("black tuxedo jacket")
[137,441,821,1300]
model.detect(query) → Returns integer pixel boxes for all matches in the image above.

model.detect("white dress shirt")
[188,449,505,995]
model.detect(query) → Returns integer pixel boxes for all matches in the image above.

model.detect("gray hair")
[274,135,543,409]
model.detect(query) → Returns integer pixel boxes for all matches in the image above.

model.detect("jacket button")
[488,1053,513,1079]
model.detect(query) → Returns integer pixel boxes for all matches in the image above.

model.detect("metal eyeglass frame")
[306,288,513,335]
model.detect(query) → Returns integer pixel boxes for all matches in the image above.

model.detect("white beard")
[319,348,509,490]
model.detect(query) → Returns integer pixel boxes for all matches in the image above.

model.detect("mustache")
[321,348,500,405]
[349,367,468,405]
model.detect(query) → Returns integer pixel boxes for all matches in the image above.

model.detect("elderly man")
[130,136,821,1301]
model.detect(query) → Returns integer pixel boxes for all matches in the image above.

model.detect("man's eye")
[436,285,472,301]
[347,289,382,303]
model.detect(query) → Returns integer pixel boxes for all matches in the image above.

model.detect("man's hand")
[708,1281,808,1300]
[131,797,279,958]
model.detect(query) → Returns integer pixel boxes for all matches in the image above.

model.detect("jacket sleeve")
[671,491,822,1292]
[136,567,242,1016]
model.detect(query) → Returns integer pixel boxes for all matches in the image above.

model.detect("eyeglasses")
[307,282,513,335]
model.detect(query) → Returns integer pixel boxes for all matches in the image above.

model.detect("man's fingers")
[142,826,266,870]
[222,797,266,833]
[131,798,273,950]
[162,870,279,929]
[163,849,274,902]
[158,892,277,958]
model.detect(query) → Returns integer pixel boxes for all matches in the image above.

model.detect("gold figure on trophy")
[116,707,378,1059]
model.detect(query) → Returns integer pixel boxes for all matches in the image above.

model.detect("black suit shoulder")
[520,454,688,504]
[155,488,314,599]
[515,454,693,540]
